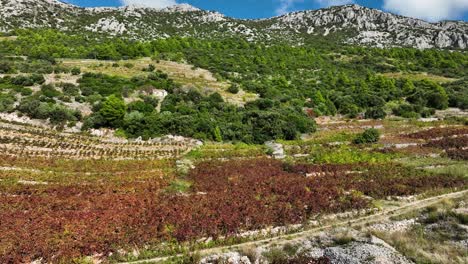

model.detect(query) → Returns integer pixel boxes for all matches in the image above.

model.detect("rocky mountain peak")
[161,4,201,13]
[0,0,466,49]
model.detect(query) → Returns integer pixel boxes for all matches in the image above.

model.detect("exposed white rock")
[201,252,251,264]
[265,141,285,159]
[85,17,127,35]
[370,219,417,232]
[324,242,412,264]
[0,1,467,49]
[161,4,200,13]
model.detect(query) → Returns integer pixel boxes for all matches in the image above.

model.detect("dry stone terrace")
[0,119,202,160]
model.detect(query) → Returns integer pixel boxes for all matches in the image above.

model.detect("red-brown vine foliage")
[446,149,468,160]
[0,159,466,263]
[424,135,468,160]
[424,136,467,150]
[406,127,468,140]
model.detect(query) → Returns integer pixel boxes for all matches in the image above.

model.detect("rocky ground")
[197,197,468,264]
[200,229,412,264]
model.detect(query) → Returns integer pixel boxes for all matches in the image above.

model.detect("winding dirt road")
[120,189,468,264]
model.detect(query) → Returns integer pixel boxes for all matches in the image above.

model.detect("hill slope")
[0,0,467,49]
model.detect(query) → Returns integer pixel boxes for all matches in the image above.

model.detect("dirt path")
[119,189,468,264]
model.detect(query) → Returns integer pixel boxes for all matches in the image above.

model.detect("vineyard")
[1,157,466,262]
[0,118,467,263]
[0,120,201,160]
[407,127,468,161]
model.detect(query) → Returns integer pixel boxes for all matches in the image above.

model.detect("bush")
[340,102,360,118]
[365,107,386,119]
[143,64,156,72]
[62,83,80,97]
[40,84,61,98]
[227,84,240,94]
[0,93,15,112]
[141,95,159,107]
[53,66,70,74]
[0,62,13,74]
[392,103,420,118]
[16,97,80,124]
[14,87,33,96]
[11,75,34,86]
[48,104,81,124]
[31,74,45,85]
[127,100,155,113]
[71,67,81,75]
[353,128,380,144]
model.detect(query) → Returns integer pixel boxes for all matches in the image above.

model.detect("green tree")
[100,95,127,127]
[402,79,415,95]
[365,107,386,119]
[427,84,449,110]
[213,126,223,142]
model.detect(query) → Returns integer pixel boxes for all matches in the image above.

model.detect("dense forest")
[0,30,467,143]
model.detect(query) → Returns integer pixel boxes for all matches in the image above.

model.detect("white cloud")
[315,0,354,7]
[275,0,298,15]
[383,0,468,21]
[120,0,177,9]
[275,0,354,15]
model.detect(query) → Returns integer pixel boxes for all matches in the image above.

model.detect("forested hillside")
[0,29,467,143]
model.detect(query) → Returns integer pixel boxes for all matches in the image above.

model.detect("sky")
[63,0,468,22]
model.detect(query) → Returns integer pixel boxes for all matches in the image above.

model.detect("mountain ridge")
[0,0,467,49]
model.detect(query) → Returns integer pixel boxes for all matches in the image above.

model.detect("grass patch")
[428,165,468,178]
[377,196,468,264]
[186,143,266,160]
[166,179,193,193]
[59,58,257,105]
[0,36,18,41]
[333,232,356,246]
[309,145,396,164]
[381,72,458,83]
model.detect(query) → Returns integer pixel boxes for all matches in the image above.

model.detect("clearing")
[381,72,458,83]
[60,58,258,106]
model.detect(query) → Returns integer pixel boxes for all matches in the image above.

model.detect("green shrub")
[0,93,15,112]
[71,67,81,75]
[127,100,155,113]
[16,97,80,124]
[0,62,13,74]
[392,103,420,118]
[227,84,240,94]
[365,107,387,119]
[334,233,355,245]
[11,75,34,86]
[62,83,80,97]
[143,64,156,72]
[40,84,61,98]
[353,128,380,144]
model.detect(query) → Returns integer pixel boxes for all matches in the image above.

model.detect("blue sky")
[63,0,468,21]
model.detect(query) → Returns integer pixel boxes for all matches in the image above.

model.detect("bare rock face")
[271,4,468,49]
[323,242,412,264]
[201,252,251,264]
[265,141,285,159]
[0,0,467,49]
